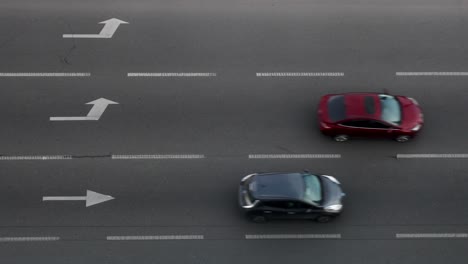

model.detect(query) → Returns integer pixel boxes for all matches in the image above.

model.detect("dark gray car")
[238,172,345,223]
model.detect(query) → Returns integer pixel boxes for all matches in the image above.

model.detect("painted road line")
[0,73,90,77]
[256,72,344,77]
[43,190,114,207]
[0,155,72,160]
[249,154,341,159]
[396,233,468,239]
[127,73,216,77]
[50,98,119,121]
[396,72,468,76]
[63,18,128,39]
[0,237,60,242]
[245,234,341,240]
[107,235,204,241]
[397,154,468,159]
[112,154,205,159]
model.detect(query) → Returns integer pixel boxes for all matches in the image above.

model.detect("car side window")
[340,120,369,128]
[293,202,313,209]
[341,120,391,129]
[262,201,281,209]
[367,120,391,129]
[262,201,295,209]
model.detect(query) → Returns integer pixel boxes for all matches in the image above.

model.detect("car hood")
[320,176,345,207]
[397,96,424,130]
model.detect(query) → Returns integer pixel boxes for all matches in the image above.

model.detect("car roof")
[329,93,383,122]
[345,93,382,120]
[250,173,305,200]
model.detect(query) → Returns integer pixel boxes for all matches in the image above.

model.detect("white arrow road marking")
[63,18,128,38]
[43,190,114,207]
[50,98,118,121]
[85,98,119,119]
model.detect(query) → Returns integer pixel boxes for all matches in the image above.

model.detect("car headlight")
[322,175,340,184]
[411,124,421,131]
[241,173,256,183]
[324,204,343,213]
[409,97,419,105]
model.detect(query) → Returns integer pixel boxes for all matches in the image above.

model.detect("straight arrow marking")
[43,190,114,207]
[63,18,128,39]
[50,98,118,121]
[43,196,86,201]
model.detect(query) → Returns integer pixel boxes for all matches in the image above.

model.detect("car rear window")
[327,95,346,122]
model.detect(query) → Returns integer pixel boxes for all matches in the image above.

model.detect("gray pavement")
[1,0,468,263]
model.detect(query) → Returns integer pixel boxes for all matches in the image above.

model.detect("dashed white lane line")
[396,72,468,76]
[245,234,341,239]
[127,73,216,77]
[396,233,468,239]
[112,154,205,159]
[0,237,60,242]
[0,155,72,160]
[256,72,344,77]
[0,73,90,77]
[397,154,468,159]
[107,235,204,241]
[249,154,341,159]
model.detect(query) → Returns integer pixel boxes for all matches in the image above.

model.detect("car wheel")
[395,135,410,142]
[250,215,267,223]
[333,135,349,142]
[316,215,332,223]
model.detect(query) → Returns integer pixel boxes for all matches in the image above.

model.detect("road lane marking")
[112,154,206,159]
[0,237,60,242]
[249,154,341,159]
[43,190,114,207]
[396,233,468,239]
[50,98,118,121]
[0,73,90,77]
[256,72,344,77]
[63,18,128,39]
[107,235,204,241]
[245,234,341,239]
[0,155,72,160]
[396,72,468,76]
[127,73,216,77]
[397,154,468,159]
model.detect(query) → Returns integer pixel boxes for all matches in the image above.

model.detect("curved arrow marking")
[63,18,128,39]
[50,98,118,121]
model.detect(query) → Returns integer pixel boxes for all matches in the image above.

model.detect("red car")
[318,92,423,142]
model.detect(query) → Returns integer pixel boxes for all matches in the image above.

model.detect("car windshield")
[302,174,322,205]
[379,94,402,125]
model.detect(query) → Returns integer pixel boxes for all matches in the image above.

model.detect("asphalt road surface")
[1,0,468,263]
